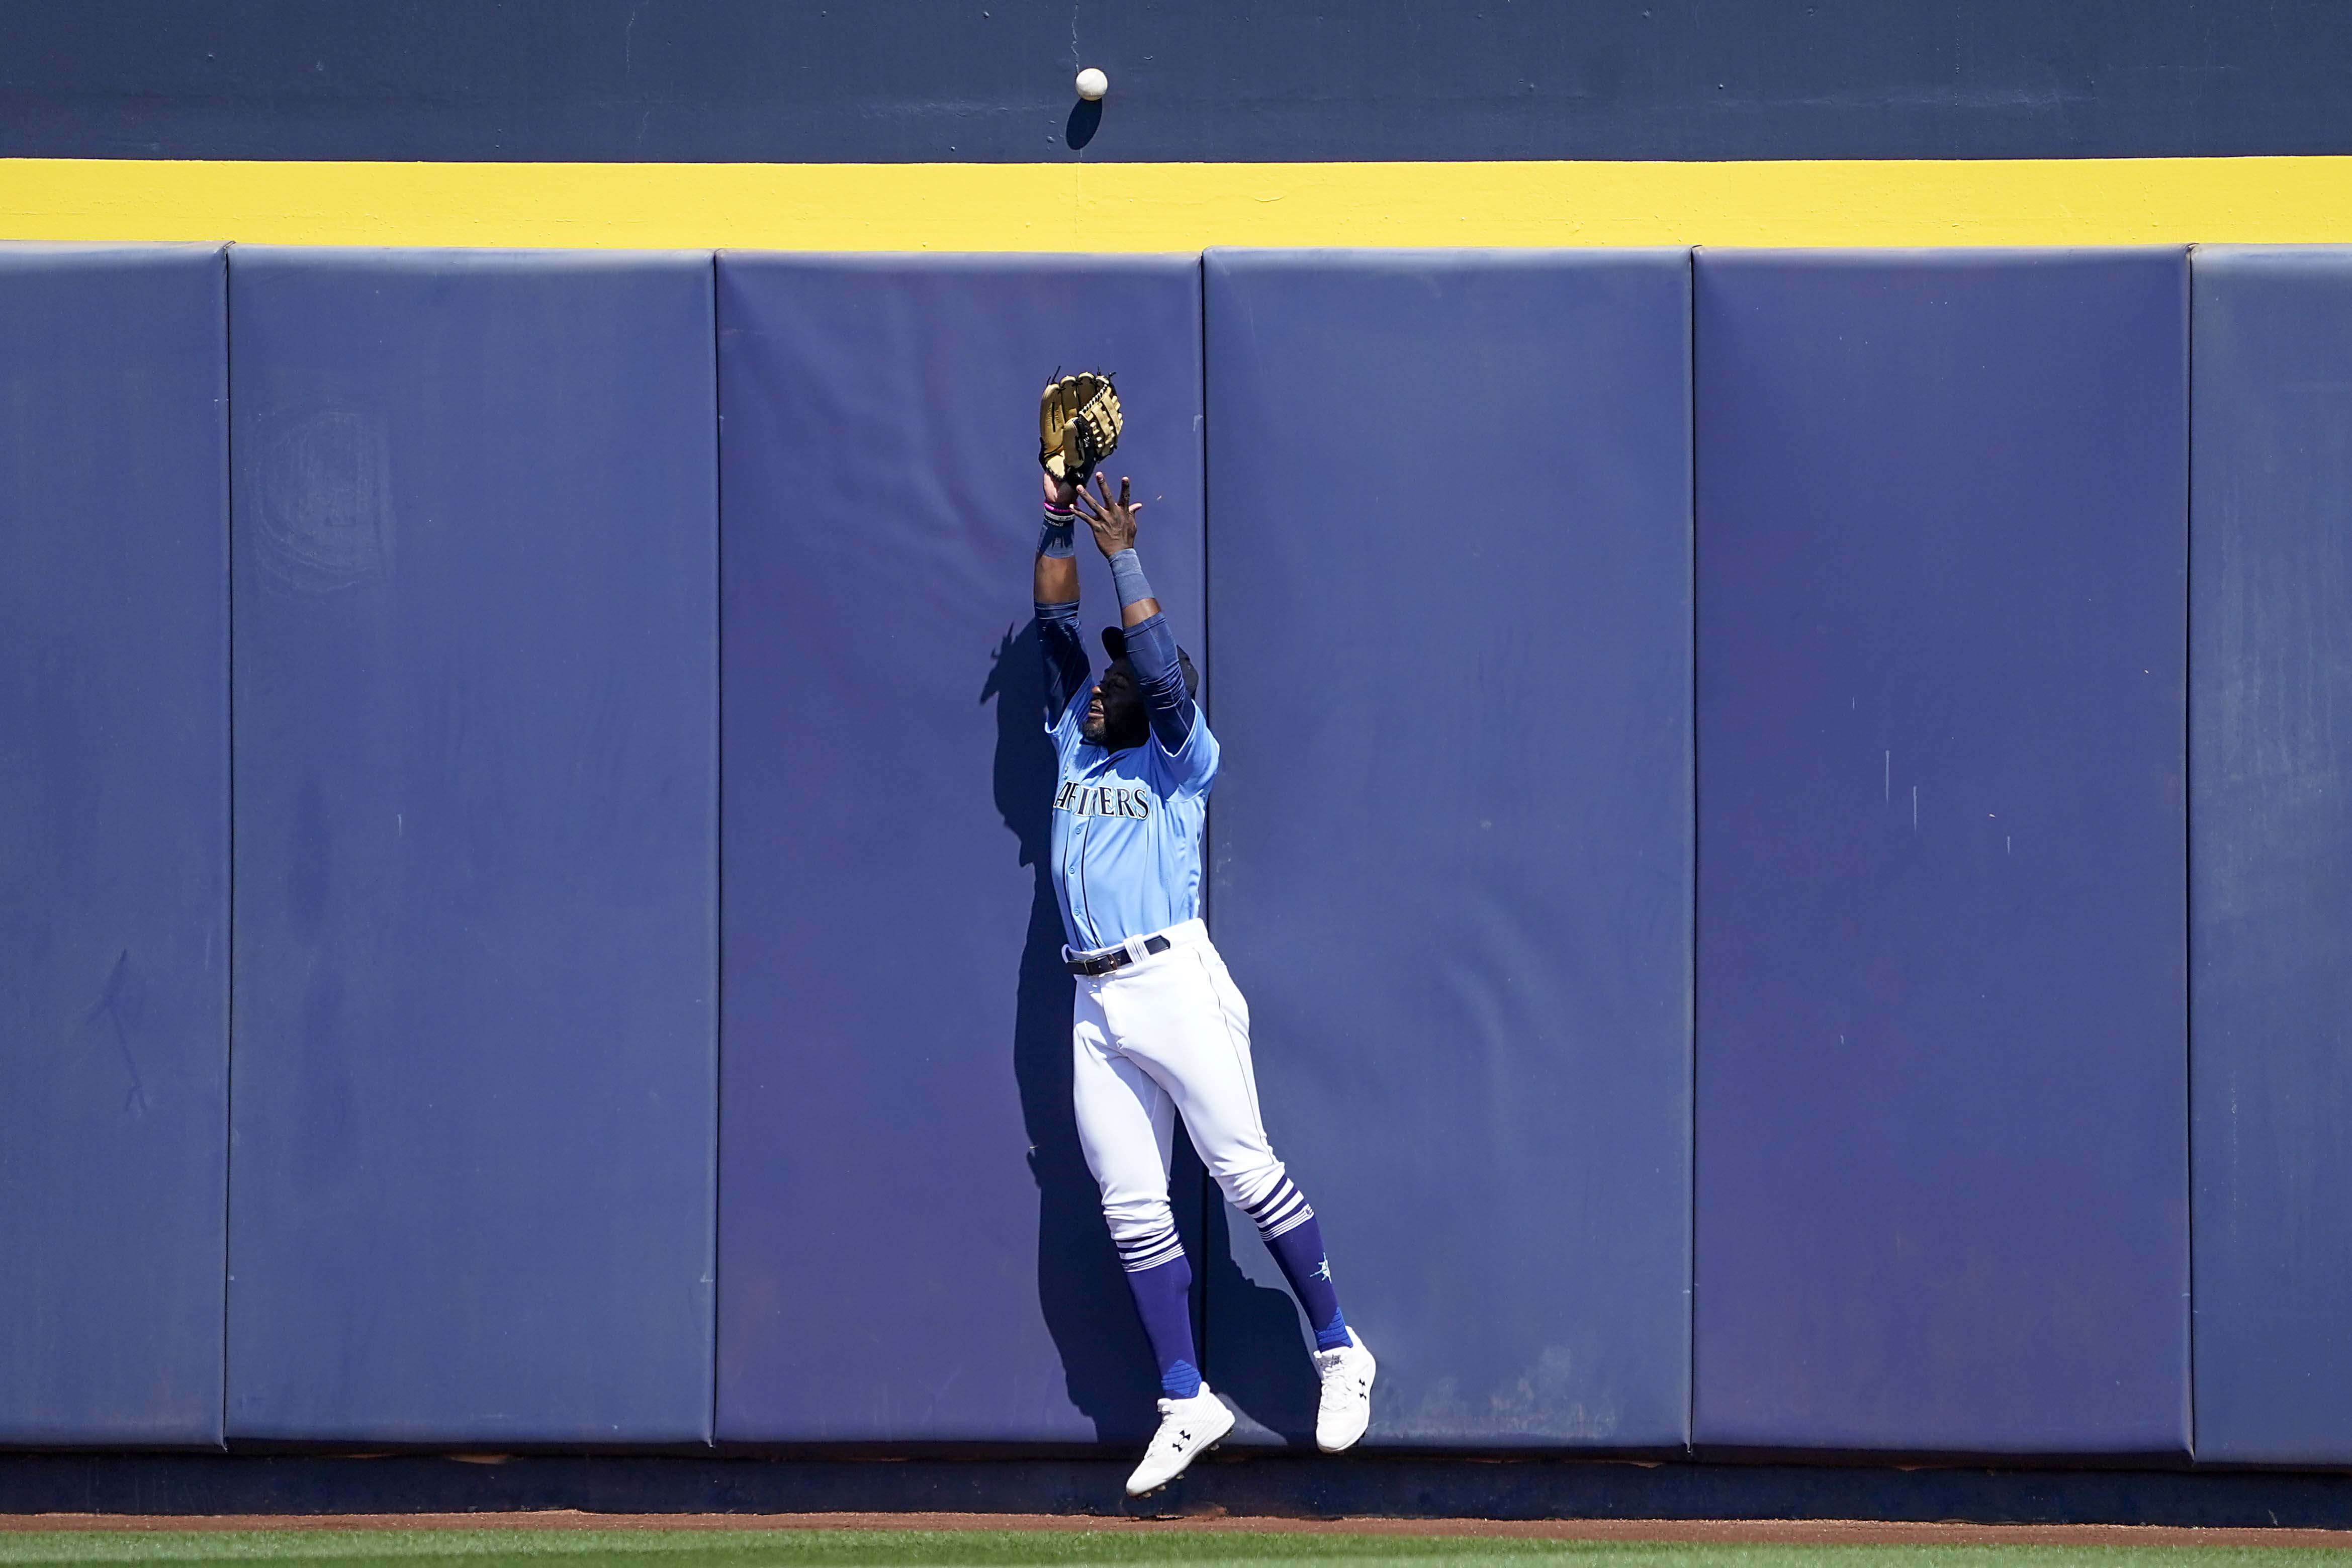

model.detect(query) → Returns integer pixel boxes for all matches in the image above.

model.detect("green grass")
[0,1532,2339,1568]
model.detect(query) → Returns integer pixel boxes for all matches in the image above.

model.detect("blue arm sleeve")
[1121,609,1196,753]
[1036,598,1089,726]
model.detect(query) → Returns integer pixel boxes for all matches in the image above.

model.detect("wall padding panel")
[0,243,229,1446]
[228,248,717,1443]
[716,253,1206,1444]
[1203,249,1695,1451]
[1693,249,2189,1456]
[2189,246,2352,1466]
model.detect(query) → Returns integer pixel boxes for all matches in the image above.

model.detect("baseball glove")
[1039,372,1122,487]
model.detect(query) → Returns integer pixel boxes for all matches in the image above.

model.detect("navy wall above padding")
[1693,249,2189,1457]
[1203,249,1694,1451]
[0,243,229,1447]
[5,1,2351,161]
[227,248,718,1444]
[2189,246,2352,1467]
[716,253,1206,1445]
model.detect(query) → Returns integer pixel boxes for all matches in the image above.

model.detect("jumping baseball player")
[1030,376,1376,1496]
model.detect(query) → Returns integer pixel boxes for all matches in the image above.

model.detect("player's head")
[1081,627,1199,750]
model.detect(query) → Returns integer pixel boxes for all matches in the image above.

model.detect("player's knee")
[1216,1156,1288,1216]
[1221,1158,1320,1241]
[1100,1193,1175,1246]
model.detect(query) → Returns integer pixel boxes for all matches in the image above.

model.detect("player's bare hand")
[1076,474,1143,557]
[1042,469,1077,511]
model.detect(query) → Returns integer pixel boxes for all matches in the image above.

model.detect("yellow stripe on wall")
[5,156,2351,250]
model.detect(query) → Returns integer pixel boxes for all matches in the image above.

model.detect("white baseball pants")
[1070,918,1301,1267]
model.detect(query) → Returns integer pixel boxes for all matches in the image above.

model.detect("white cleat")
[1313,1329,1377,1453]
[1124,1386,1235,1496]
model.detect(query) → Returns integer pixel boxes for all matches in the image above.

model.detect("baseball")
[1075,66,1109,101]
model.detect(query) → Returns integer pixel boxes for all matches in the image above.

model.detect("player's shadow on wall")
[986,623,1204,1445]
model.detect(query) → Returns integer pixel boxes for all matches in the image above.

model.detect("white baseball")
[1075,67,1109,101]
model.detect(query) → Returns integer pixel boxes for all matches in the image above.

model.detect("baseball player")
[1033,443,1378,1496]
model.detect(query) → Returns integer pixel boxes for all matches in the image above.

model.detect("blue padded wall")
[0,244,228,1446]
[1203,250,1694,1450]
[1693,250,2189,1456]
[2190,247,2352,1465]
[716,254,1206,1443]
[227,249,717,1443]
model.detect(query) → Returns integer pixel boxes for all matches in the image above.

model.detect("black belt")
[1066,935,1173,976]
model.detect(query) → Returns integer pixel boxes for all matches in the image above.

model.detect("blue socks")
[1115,1181,1352,1400]
[1265,1213,1351,1351]
[1118,1238,1203,1399]
[1239,1174,1350,1351]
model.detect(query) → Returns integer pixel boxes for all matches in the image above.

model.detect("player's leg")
[1074,985,1236,1494]
[1072,988,1198,1398]
[1106,944,1377,1450]
[1109,944,1353,1347]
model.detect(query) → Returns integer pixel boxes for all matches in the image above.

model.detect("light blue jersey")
[1047,690,1220,952]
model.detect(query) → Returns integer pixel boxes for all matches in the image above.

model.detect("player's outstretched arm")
[1075,474,1157,627]
[1076,474,1194,753]
[1035,470,1090,725]
[1035,470,1080,605]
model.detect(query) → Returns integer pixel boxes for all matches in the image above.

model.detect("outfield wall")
[0,241,2347,1465]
